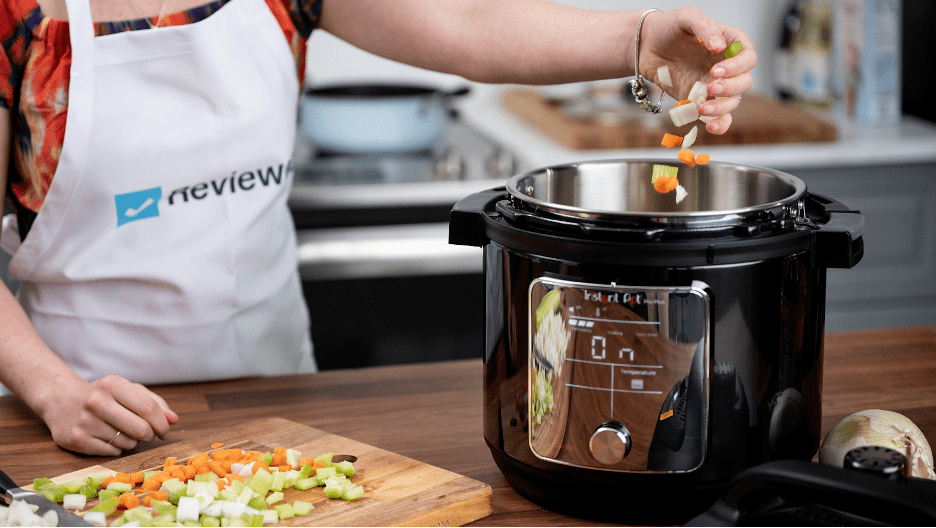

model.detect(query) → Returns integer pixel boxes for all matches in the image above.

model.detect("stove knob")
[589,421,631,465]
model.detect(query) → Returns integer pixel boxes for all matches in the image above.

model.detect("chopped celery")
[247,469,274,497]
[153,512,176,526]
[297,464,313,480]
[260,452,273,467]
[98,489,119,501]
[292,501,314,516]
[236,486,257,505]
[150,499,176,516]
[341,485,365,501]
[142,470,161,481]
[315,466,337,479]
[187,480,219,499]
[285,449,302,470]
[264,491,284,505]
[218,489,239,502]
[181,521,202,528]
[273,504,295,520]
[247,496,268,512]
[194,472,217,483]
[122,506,154,526]
[37,483,65,503]
[293,478,317,491]
[62,478,84,494]
[270,471,287,492]
[106,481,133,493]
[313,453,333,466]
[91,497,120,515]
[241,513,264,527]
[33,477,53,489]
[323,485,343,499]
[226,480,246,495]
[200,515,222,528]
[724,40,743,59]
[261,510,279,525]
[79,479,99,499]
[335,460,355,477]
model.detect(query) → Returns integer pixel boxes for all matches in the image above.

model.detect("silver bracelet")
[629,8,664,114]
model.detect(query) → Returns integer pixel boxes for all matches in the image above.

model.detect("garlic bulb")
[819,409,935,480]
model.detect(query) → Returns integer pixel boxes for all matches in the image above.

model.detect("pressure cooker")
[448,159,864,524]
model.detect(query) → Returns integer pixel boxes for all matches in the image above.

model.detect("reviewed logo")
[115,187,162,227]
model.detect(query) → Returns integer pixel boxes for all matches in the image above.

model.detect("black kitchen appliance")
[448,159,864,524]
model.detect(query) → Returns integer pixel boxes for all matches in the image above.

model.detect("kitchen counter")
[1,326,934,526]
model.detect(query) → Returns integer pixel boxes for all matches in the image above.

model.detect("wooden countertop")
[2,326,934,526]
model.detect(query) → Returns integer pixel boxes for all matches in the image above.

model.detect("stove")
[289,112,521,370]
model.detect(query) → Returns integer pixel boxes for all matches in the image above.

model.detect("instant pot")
[448,159,864,524]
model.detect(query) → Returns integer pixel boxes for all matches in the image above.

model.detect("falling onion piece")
[669,103,699,127]
[682,126,698,150]
[687,81,709,106]
[657,65,673,87]
[675,185,688,203]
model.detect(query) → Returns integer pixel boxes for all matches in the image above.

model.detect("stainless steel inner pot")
[506,160,807,229]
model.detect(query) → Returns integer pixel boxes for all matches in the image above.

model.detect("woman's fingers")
[703,112,733,135]
[87,375,173,443]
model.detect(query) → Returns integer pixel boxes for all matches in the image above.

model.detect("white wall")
[305,0,785,93]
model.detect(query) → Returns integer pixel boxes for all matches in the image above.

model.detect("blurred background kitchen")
[2,0,933,370]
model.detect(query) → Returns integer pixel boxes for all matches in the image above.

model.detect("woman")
[0,0,756,455]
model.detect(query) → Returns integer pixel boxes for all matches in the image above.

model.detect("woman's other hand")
[638,8,757,135]
[40,374,179,456]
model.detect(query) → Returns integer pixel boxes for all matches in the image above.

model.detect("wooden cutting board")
[36,417,492,527]
[502,88,838,150]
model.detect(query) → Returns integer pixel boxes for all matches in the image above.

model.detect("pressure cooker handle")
[807,193,865,269]
[449,187,507,247]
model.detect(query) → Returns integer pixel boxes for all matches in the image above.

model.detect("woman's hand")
[638,8,757,135]
[40,374,179,456]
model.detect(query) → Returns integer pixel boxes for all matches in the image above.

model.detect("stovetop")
[288,114,521,229]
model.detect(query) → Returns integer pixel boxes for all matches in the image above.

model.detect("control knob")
[589,421,631,465]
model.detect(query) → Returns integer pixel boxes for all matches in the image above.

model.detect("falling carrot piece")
[654,175,679,194]
[674,99,692,107]
[696,153,711,164]
[661,133,683,148]
[678,148,696,167]
[118,492,139,510]
[211,442,224,449]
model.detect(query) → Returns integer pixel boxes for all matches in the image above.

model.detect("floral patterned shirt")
[1,0,322,239]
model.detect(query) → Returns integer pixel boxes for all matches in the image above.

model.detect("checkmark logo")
[115,187,162,227]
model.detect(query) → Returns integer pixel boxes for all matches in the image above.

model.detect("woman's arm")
[317,2,755,134]
[0,107,178,455]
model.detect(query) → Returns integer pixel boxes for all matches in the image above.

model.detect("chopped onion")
[819,409,935,480]
[687,81,709,106]
[682,126,699,149]
[669,103,699,127]
[657,65,673,87]
[675,185,688,204]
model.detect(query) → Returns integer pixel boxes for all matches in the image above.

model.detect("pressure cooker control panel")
[528,278,710,473]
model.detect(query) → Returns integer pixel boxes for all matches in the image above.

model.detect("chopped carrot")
[148,491,168,502]
[271,446,288,467]
[216,479,229,491]
[227,474,244,483]
[195,466,211,475]
[278,464,292,473]
[211,442,224,449]
[312,460,327,470]
[189,452,210,468]
[654,175,679,194]
[164,457,177,471]
[141,478,162,492]
[102,476,116,488]
[142,495,152,507]
[678,148,696,167]
[696,153,711,165]
[226,448,243,461]
[169,467,186,481]
[183,465,196,480]
[661,133,683,148]
[299,457,315,469]
[113,472,132,485]
[674,99,692,107]
[129,472,144,485]
[207,461,226,478]
[118,492,140,510]
[152,472,171,484]
[252,460,271,474]
[221,460,233,473]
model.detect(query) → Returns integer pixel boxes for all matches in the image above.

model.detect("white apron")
[0,0,315,394]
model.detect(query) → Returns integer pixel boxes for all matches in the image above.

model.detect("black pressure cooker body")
[448,160,864,525]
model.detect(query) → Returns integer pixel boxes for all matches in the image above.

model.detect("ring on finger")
[107,431,121,445]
